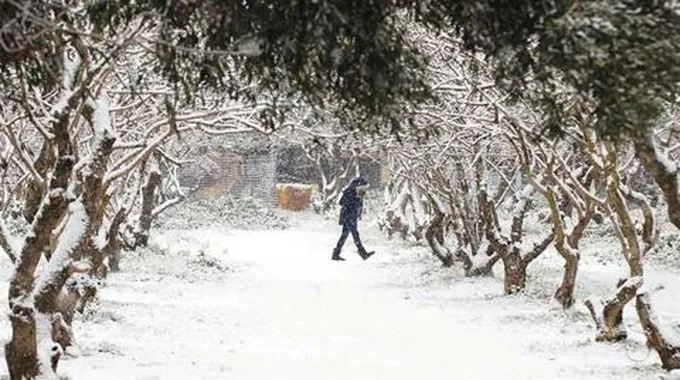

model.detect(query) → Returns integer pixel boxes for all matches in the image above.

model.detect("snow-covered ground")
[2,211,680,379]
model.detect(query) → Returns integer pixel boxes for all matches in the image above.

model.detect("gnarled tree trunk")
[424,210,453,267]
[580,140,654,343]
[634,132,680,231]
[554,253,579,308]
[502,251,527,294]
[585,277,642,342]
[382,180,411,239]
[479,178,553,295]
[133,170,162,248]
[103,207,128,272]
[6,107,77,379]
[545,188,595,309]
[23,141,54,223]
[635,292,680,370]
[408,182,428,241]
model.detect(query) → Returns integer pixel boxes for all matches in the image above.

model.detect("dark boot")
[359,249,375,261]
[332,248,345,261]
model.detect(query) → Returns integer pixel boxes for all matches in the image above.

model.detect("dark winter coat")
[338,178,367,226]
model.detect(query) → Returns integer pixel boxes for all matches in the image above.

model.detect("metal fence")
[178,150,278,206]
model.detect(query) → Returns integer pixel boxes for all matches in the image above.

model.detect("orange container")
[276,184,313,211]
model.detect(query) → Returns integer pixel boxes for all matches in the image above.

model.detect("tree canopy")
[2,0,679,136]
[1,0,434,130]
[428,0,680,138]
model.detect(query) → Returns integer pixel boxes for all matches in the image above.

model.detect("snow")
[276,183,313,190]
[33,200,89,298]
[35,312,60,380]
[89,95,116,139]
[512,184,534,217]
[154,197,289,230]
[1,213,680,379]
[52,50,81,116]
[620,276,644,290]
[638,281,666,296]
[0,220,22,259]
[639,293,680,348]
[653,136,678,174]
[233,37,263,57]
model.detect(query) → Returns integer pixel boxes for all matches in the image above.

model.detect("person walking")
[332,177,375,261]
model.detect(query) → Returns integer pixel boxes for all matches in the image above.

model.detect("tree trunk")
[104,207,127,272]
[424,211,453,267]
[634,133,680,231]
[6,153,73,379]
[409,183,428,241]
[134,171,162,248]
[384,182,411,240]
[23,141,54,224]
[544,188,591,309]
[462,250,500,277]
[580,145,648,342]
[5,306,67,379]
[554,251,579,308]
[635,293,680,370]
[503,252,527,294]
[5,94,116,378]
[455,240,500,277]
[585,277,642,342]
[5,307,39,379]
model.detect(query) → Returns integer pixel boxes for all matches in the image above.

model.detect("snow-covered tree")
[0,2,448,377]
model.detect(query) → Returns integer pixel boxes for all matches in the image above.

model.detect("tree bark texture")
[635,293,680,370]
[134,171,162,248]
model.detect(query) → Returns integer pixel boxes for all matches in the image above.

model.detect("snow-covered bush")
[648,229,680,270]
[154,196,289,230]
[188,251,229,272]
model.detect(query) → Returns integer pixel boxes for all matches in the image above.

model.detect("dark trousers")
[334,221,366,255]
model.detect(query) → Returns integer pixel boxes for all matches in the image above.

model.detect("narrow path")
[190,229,553,380]
[57,215,663,379]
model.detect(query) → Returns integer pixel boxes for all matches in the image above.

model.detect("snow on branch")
[52,48,82,118]
[0,220,20,263]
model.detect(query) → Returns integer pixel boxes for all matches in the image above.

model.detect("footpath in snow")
[2,213,680,379]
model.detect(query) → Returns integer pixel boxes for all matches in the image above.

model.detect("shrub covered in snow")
[188,251,228,272]
[120,240,231,283]
[647,226,680,270]
[153,196,289,230]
